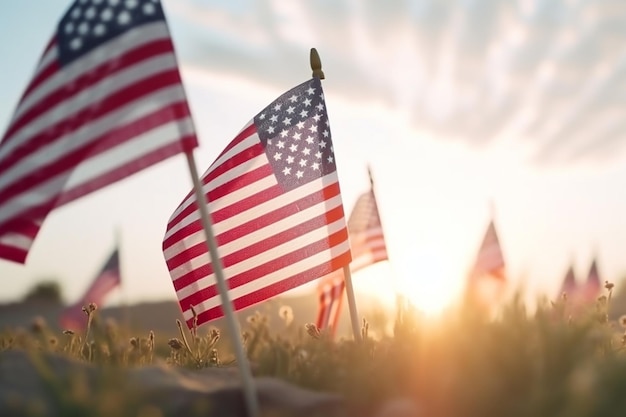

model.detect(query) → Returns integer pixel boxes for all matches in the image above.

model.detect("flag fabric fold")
[163,77,351,328]
[59,248,121,331]
[558,264,578,300]
[0,0,197,264]
[316,188,388,333]
[583,258,601,303]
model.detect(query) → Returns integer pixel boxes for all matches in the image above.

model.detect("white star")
[319,93,324,100]
[289,144,298,152]
[299,110,308,118]
[259,113,266,120]
[71,8,82,19]
[125,0,139,9]
[315,151,322,159]
[293,132,301,141]
[280,129,289,138]
[296,170,304,179]
[302,147,311,156]
[308,125,318,133]
[64,22,74,34]
[289,94,298,103]
[273,103,281,111]
[266,126,275,134]
[286,106,295,114]
[325,119,330,126]
[276,140,285,149]
[273,152,282,161]
[322,130,329,138]
[282,117,292,126]
[101,8,113,21]
[118,10,132,25]
[319,140,326,148]
[78,22,90,35]
[85,7,97,19]
[316,103,324,111]
[93,0,104,3]
[306,87,315,95]
[303,98,312,107]
[286,155,294,164]
[267,139,272,145]
[313,114,321,122]
[108,0,120,5]
[296,121,305,130]
[306,136,315,144]
[282,167,291,175]
[143,3,156,14]
[312,162,320,170]
[69,37,83,50]
[270,115,278,123]
[93,23,106,36]
[327,155,334,163]
[299,159,307,167]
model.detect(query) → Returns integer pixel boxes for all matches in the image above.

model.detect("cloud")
[164,0,626,165]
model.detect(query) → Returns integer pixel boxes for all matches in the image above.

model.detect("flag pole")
[311,48,362,342]
[184,155,259,417]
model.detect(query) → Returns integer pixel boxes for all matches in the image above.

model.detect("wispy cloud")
[164,0,626,164]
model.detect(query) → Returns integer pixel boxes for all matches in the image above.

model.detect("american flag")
[558,264,578,300]
[583,258,601,303]
[163,78,352,328]
[466,219,506,306]
[60,248,121,331]
[316,188,388,333]
[0,0,197,264]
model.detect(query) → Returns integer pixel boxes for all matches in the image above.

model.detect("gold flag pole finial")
[310,48,325,79]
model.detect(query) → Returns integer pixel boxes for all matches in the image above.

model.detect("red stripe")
[0,101,193,207]
[187,249,352,327]
[16,50,61,112]
[177,226,349,312]
[165,146,269,232]
[316,290,330,328]
[4,39,176,144]
[172,204,346,294]
[0,69,184,181]
[165,180,341,260]
[205,124,258,177]
[0,243,28,263]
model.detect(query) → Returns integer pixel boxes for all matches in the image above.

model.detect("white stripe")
[12,22,172,124]
[165,171,340,253]
[0,84,187,191]
[169,193,344,279]
[0,232,33,251]
[0,117,193,225]
[166,129,258,224]
[3,53,180,161]
[63,116,195,190]
[182,240,351,319]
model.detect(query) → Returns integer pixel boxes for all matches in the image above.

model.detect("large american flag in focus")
[0,0,197,264]
[163,78,352,327]
[316,188,388,333]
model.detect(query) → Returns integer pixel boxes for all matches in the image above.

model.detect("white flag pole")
[184,152,259,417]
[311,48,362,342]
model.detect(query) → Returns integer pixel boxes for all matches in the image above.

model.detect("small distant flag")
[0,0,197,264]
[60,248,121,331]
[163,77,351,328]
[466,219,506,307]
[583,258,601,303]
[558,264,578,300]
[316,186,388,334]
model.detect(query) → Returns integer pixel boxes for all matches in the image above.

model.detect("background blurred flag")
[583,258,602,303]
[59,248,120,331]
[163,78,351,328]
[558,264,578,300]
[316,187,388,334]
[0,0,197,264]
[466,219,506,307]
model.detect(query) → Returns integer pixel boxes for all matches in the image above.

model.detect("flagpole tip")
[310,48,325,79]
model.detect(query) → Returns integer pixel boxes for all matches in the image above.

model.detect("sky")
[1,0,626,314]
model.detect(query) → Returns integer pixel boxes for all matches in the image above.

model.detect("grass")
[3,282,626,416]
